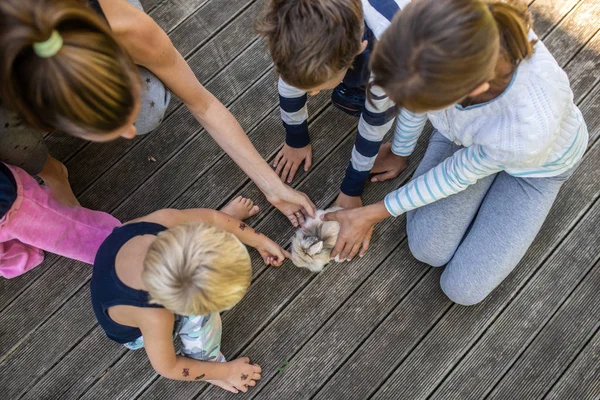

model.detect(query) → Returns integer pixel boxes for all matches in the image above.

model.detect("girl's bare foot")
[38,156,80,207]
[220,196,259,220]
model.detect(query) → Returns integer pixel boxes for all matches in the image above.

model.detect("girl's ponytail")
[488,1,535,66]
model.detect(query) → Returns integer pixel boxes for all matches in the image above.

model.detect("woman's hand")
[255,235,291,266]
[225,357,262,393]
[273,144,313,184]
[371,142,409,182]
[322,202,392,261]
[266,184,316,227]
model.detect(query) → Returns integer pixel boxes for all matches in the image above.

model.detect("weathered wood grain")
[540,0,600,67]
[545,329,600,400]
[251,245,437,400]
[0,287,98,399]
[372,171,600,399]
[486,260,600,399]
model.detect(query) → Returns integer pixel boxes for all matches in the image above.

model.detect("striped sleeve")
[340,83,396,196]
[278,77,310,148]
[384,145,503,216]
[391,109,427,156]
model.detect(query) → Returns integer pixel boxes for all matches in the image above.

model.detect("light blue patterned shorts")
[124,312,225,362]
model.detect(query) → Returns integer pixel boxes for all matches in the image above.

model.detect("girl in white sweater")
[323,0,588,305]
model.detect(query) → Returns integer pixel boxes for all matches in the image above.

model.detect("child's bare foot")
[38,156,80,207]
[221,196,259,220]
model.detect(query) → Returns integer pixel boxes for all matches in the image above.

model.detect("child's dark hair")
[0,0,140,137]
[256,0,364,90]
[370,0,535,113]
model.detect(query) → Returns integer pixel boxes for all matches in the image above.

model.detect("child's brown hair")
[256,0,364,90]
[0,0,140,137]
[370,0,535,113]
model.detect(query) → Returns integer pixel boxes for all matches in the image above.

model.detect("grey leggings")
[0,0,170,176]
[406,131,574,306]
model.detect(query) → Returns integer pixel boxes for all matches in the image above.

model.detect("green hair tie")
[33,30,63,58]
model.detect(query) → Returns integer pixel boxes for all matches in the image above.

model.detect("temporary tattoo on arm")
[241,374,248,380]
[182,368,190,377]
[239,223,247,231]
[195,374,205,380]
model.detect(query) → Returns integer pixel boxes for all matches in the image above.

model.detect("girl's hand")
[322,202,391,261]
[225,357,262,393]
[266,184,316,227]
[273,144,313,184]
[371,142,409,182]
[256,236,291,266]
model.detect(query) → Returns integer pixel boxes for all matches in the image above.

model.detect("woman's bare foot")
[220,196,259,220]
[38,156,80,207]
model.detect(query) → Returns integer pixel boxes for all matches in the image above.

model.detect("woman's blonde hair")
[142,223,252,316]
[370,0,535,113]
[0,0,140,138]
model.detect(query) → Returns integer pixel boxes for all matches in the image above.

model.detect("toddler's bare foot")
[221,196,259,220]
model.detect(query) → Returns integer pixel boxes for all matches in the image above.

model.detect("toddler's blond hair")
[142,223,251,316]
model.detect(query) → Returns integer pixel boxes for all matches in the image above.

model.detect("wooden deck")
[1,0,600,398]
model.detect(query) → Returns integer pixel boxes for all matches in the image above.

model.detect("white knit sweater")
[385,35,588,217]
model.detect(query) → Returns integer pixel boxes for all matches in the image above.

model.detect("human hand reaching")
[273,144,313,184]
[255,235,291,266]
[224,357,261,393]
[371,142,408,182]
[265,184,316,227]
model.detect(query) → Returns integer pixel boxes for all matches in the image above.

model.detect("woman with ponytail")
[0,0,315,226]
[323,0,588,305]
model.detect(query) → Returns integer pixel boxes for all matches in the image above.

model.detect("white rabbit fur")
[290,207,343,272]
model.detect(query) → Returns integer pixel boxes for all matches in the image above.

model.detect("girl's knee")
[407,233,452,268]
[439,272,491,306]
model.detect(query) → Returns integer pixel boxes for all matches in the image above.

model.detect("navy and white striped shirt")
[279,0,411,196]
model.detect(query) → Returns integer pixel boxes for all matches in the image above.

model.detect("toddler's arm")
[142,208,290,265]
[138,310,260,392]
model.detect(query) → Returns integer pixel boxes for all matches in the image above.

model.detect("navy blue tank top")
[91,222,167,344]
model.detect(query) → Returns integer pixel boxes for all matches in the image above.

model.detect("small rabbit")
[291,206,343,272]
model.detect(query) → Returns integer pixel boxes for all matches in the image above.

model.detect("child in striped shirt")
[257,0,411,210]
[323,0,588,305]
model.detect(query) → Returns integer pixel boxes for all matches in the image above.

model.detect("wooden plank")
[250,247,441,400]
[540,0,600,66]
[485,259,600,399]
[167,0,258,57]
[371,181,600,399]
[565,28,600,101]
[148,0,211,32]
[545,329,600,400]
[0,258,88,358]
[428,210,600,399]
[314,99,600,399]
[530,0,582,36]
[0,287,98,399]
[21,327,127,400]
